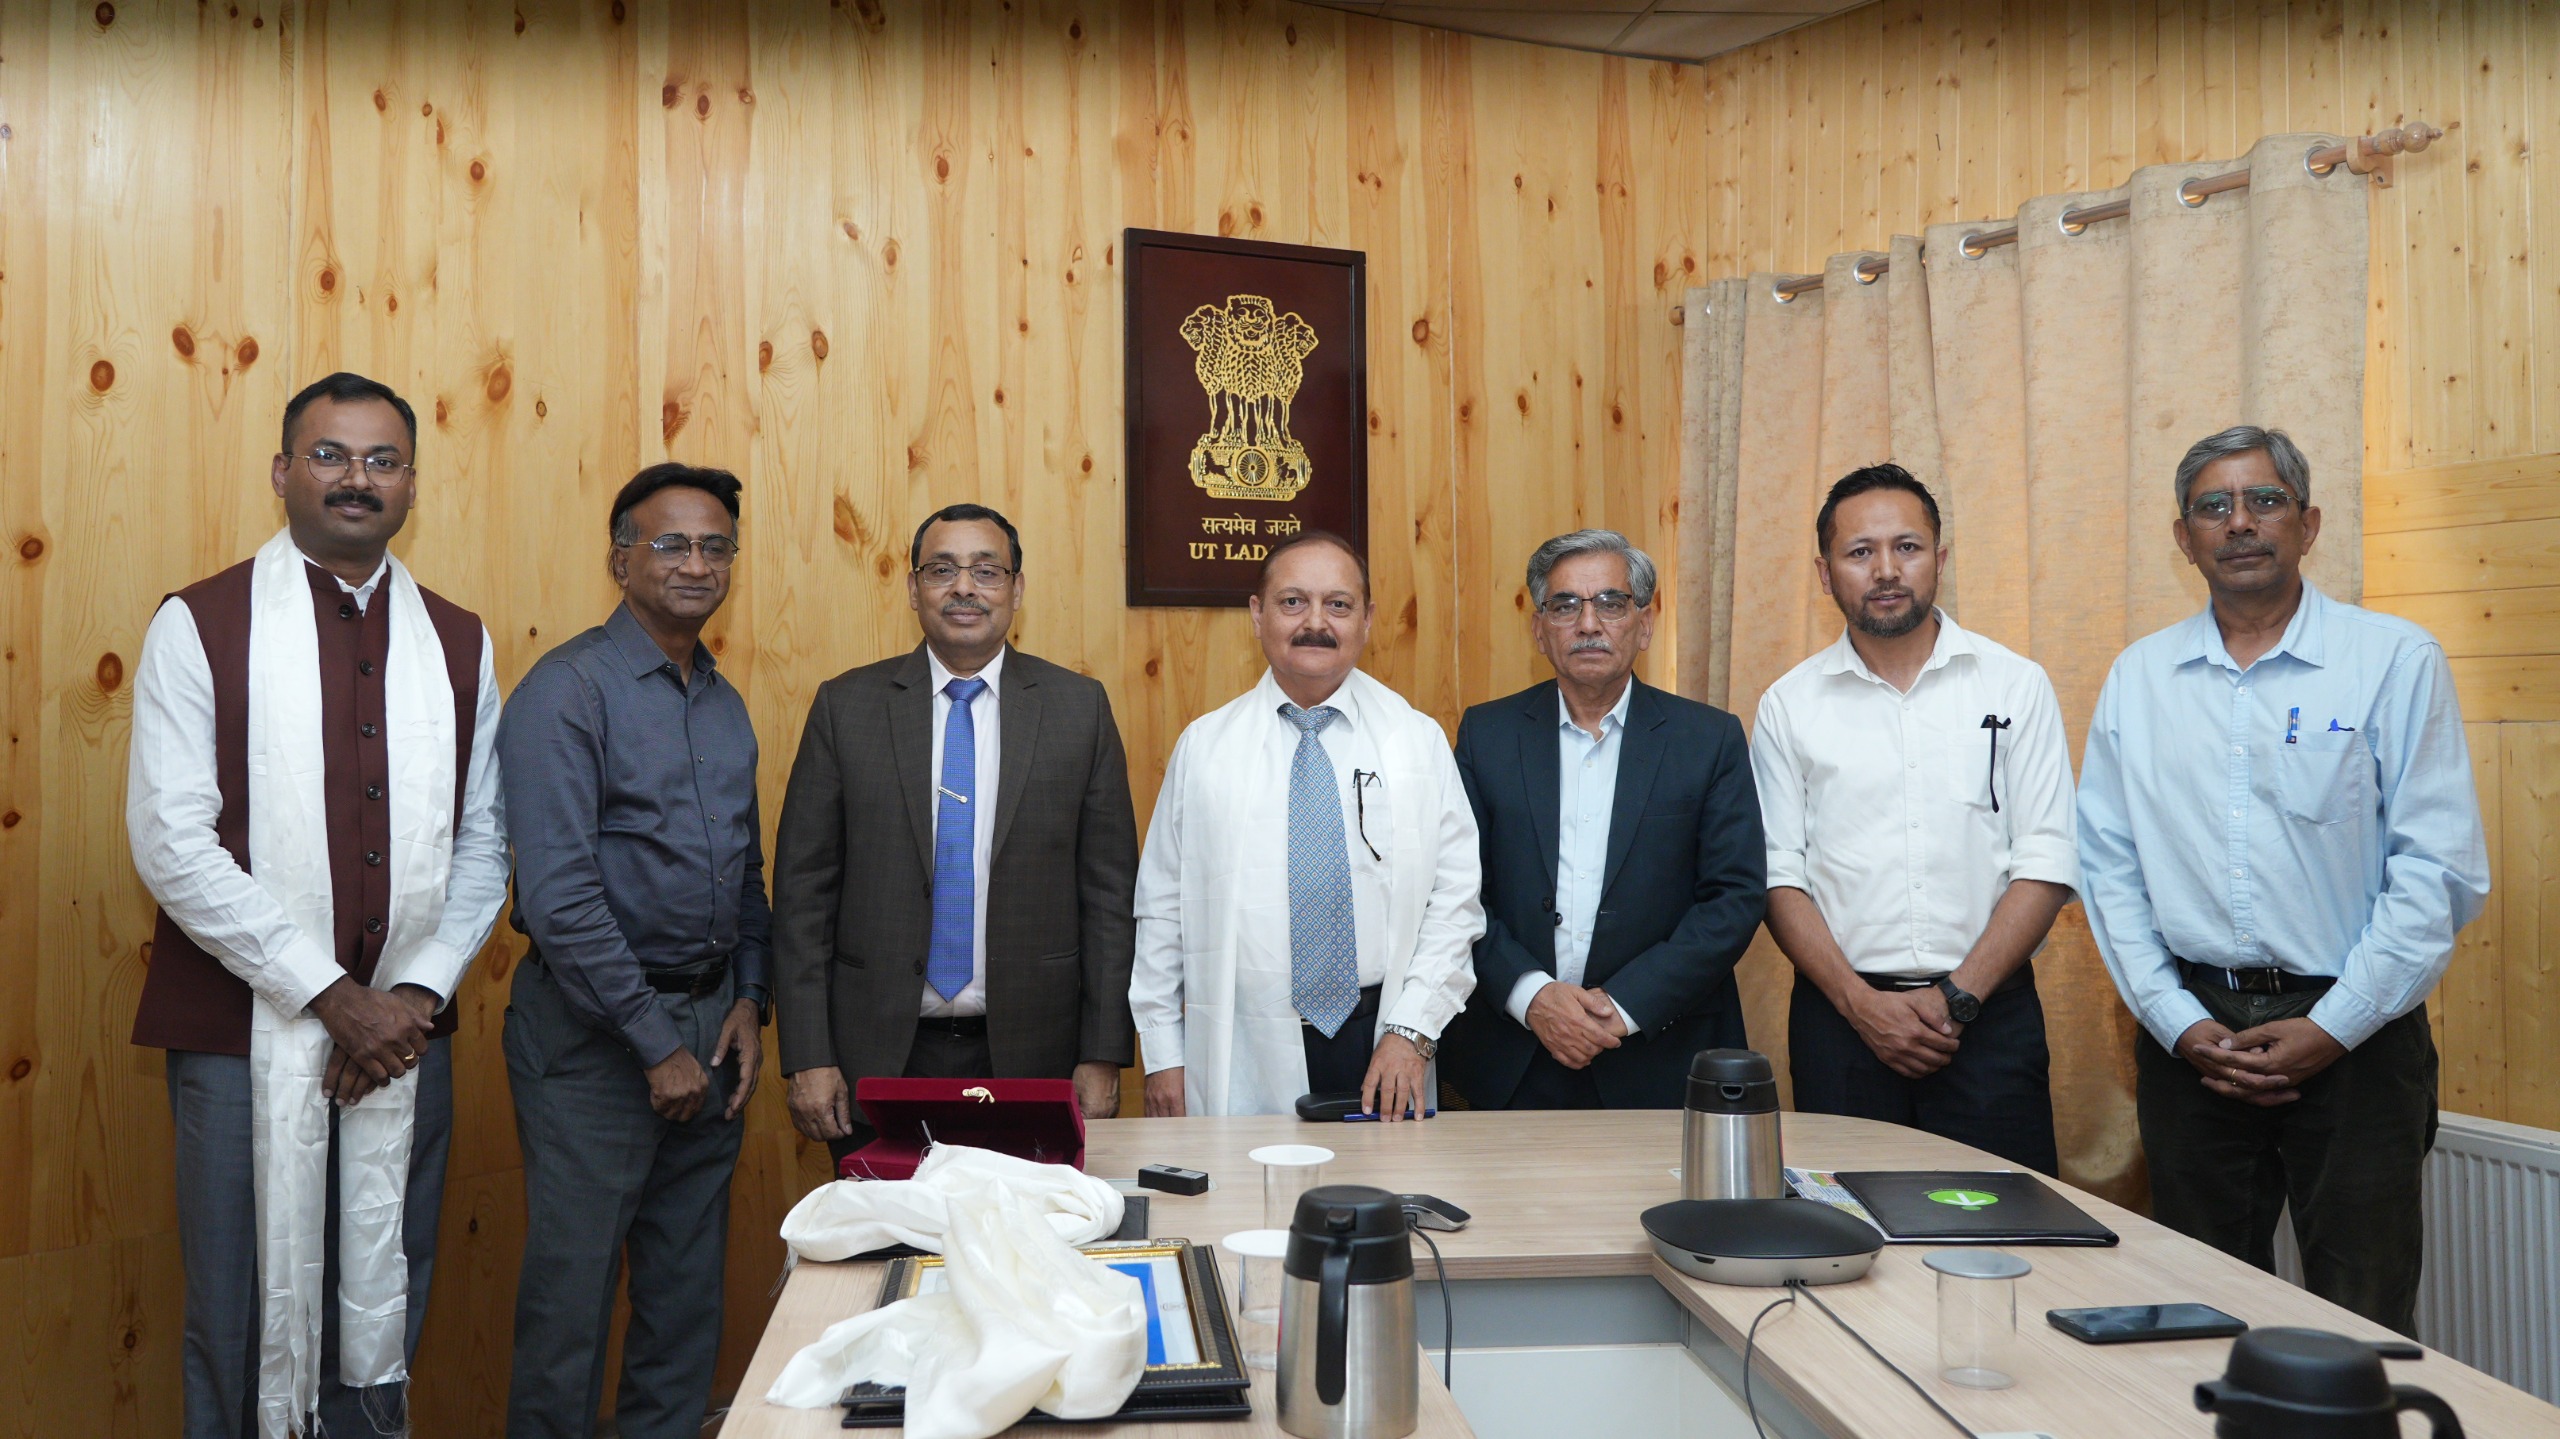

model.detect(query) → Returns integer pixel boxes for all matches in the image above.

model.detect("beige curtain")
[1679,134,2370,1208]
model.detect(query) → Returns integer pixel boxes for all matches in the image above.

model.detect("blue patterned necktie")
[1282,703,1360,1038]
[926,676,988,1000]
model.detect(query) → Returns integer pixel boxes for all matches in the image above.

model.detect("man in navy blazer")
[1444,530,1768,1109]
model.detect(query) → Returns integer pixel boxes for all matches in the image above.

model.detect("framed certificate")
[843,1240,1252,1425]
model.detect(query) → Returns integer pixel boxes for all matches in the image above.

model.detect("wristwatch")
[1382,1023,1438,1061]
[1933,975,1983,1025]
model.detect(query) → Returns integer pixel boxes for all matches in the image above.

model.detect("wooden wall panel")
[0,2,1702,1431]
[1695,0,2560,1142]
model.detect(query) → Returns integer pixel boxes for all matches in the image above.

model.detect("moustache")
[940,599,990,616]
[2216,541,2274,561]
[1568,638,1613,654]
[1290,630,1339,649]
[322,489,383,513]
[1860,588,1913,606]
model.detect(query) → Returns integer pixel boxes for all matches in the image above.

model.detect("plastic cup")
[1926,1249,2031,1389]
[1248,1143,1334,1230]
[1221,1229,1289,1371]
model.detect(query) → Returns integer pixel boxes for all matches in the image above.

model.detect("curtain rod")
[1752,124,2440,305]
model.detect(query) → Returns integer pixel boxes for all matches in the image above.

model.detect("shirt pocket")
[2273,733,2371,826]
[1943,728,2002,812]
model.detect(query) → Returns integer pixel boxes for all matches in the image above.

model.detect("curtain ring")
[2176,177,2210,208]
[1852,256,1883,285]
[1959,231,1991,259]
[2058,209,2088,237]
[2304,141,2339,178]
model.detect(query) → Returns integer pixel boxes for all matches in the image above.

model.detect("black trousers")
[1788,967,2060,1176]
[1508,1047,1604,1110]
[2135,981,2437,1336]
[1301,985,1384,1096]
[828,1022,998,1164]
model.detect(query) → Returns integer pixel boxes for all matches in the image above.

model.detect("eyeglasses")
[2183,486,2300,528]
[1538,591,1637,625]
[292,447,413,485]
[623,533,740,570]
[914,561,1017,589]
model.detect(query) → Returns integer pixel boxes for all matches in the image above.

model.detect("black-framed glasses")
[914,561,1017,589]
[2183,486,2299,528]
[1538,590,1637,625]
[290,447,413,485]
[623,533,740,570]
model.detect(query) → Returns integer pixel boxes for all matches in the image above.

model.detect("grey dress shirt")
[499,603,771,1066]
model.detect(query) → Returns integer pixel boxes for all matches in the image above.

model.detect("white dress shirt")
[1503,687,1644,1032]
[1751,611,2079,979]
[921,645,1004,1018]
[126,550,510,1014]
[2078,585,2490,1050]
[1129,668,1485,1116]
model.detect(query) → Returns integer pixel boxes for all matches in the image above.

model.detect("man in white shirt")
[1131,531,1485,1119]
[1752,465,2078,1173]
[127,372,508,1438]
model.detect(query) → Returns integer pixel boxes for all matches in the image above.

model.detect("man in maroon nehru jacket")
[125,372,508,1439]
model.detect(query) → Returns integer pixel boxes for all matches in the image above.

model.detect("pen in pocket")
[2284,706,2300,745]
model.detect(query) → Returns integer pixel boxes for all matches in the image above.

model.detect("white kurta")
[1129,668,1485,1117]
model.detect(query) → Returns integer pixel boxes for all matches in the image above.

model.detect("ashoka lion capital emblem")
[1180,294,1317,501]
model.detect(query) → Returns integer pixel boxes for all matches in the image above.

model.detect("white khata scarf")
[243,527,456,1438]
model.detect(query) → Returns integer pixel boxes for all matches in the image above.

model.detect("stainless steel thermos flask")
[1278,1185,1418,1439]
[1682,1048,1784,1201]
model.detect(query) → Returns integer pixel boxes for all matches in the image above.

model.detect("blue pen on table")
[2285,706,2300,745]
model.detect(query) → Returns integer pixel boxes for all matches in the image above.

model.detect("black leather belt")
[1862,972,1945,993]
[1302,984,1383,1029]
[2177,958,2335,995]
[640,958,731,999]
[917,1014,988,1038]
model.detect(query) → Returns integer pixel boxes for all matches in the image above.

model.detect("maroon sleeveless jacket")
[131,557,485,1055]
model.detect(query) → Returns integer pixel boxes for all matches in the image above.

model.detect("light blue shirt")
[2076,584,2490,1051]
[1502,685,1643,1033]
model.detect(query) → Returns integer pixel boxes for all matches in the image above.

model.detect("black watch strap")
[1934,975,1982,1023]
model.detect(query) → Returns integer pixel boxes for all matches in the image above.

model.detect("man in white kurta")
[1131,533,1484,1119]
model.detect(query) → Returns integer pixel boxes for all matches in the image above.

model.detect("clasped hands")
[2173,1016,2346,1106]
[310,976,439,1106]
[1526,981,1629,1070]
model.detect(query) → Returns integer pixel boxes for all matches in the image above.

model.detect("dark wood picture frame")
[1122,228,1368,607]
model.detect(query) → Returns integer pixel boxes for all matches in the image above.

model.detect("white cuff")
[273,935,352,1017]
[1137,1024,1185,1074]
[1505,973,1556,1027]
[1609,996,1642,1036]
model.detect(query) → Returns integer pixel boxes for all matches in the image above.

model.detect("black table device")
[2048,1303,2248,1344]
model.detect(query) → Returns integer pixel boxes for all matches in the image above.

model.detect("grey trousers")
[167,1039,455,1439]
[504,958,743,1439]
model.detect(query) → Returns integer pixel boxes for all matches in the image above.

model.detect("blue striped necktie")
[1282,703,1360,1037]
[926,676,987,1000]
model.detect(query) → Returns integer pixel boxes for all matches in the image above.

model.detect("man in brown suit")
[774,504,1139,1151]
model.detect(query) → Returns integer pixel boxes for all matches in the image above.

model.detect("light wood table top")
[720,1111,2559,1438]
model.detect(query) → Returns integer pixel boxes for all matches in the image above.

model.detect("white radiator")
[2273,1110,2560,1403]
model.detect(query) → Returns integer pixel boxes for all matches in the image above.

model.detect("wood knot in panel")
[171,327,197,360]
[94,2,112,28]
[95,652,123,693]
[235,337,258,366]
[89,359,115,392]
[811,329,829,360]
[17,535,43,562]
[484,363,511,403]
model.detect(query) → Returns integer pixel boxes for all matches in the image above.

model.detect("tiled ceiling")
[1298,1,1863,64]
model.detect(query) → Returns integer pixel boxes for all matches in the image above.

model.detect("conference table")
[719,1111,2557,1438]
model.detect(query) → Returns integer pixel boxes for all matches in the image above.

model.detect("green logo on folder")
[1925,1188,2001,1210]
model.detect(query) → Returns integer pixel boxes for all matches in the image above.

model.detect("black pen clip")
[1981,714,2012,813]
[1350,769,1384,862]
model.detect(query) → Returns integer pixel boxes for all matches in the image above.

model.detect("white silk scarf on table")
[768,1146,1146,1439]
[243,527,455,1438]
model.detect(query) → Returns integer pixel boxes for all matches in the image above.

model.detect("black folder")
[1835,1170,2120,1246]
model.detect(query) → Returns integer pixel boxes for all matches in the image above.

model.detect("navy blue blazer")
[1443,678,1767,1109]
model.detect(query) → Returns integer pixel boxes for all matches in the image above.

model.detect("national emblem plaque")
[1123,229,1367,606]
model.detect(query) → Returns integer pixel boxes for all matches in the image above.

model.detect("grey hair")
[1526,528,1658,608]
[2174,426,2311,509]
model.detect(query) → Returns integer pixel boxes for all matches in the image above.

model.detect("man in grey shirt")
[498,462,770,1439]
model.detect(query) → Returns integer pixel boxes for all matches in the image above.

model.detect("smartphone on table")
[2047,1303,2248,1344]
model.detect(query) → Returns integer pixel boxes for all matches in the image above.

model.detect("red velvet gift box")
[835,1076,1088,1181]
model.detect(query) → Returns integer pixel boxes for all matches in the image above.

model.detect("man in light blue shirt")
[1444,530,1767,1109]
[2078,426,2489,1334]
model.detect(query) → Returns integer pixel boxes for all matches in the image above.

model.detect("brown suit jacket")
[770,644,1138,1082]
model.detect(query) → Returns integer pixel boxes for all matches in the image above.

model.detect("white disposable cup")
[1248,1143,1335,1231]
[1221,1228,1290,1371]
